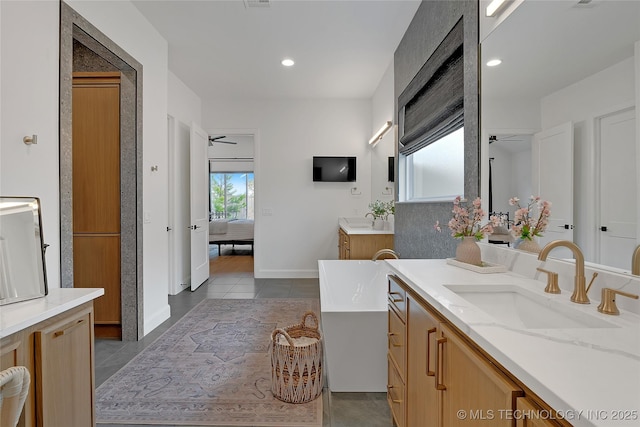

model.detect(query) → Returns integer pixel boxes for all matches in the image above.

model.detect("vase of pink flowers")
[509,196,552,254]
[445,196,502,266]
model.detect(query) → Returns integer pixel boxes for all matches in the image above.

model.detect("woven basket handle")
[301,311,319,331]
[271,328,295,347]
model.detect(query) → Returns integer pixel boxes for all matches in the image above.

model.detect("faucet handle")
[597,288,639,315]
[537,267,560,294]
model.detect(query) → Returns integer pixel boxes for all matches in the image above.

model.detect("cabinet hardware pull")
[435,337,447,390]
[53,318,86,337]
[387,332,402,347]
[426,327,436,376]
[386,385,402,403]
[388,292,403,303]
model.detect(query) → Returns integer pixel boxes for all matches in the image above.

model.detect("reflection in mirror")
[481,0,640,272]
[0,196,48,305]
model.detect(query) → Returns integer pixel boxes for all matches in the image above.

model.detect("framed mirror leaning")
[0,196,48,305]
[480,0,640,273]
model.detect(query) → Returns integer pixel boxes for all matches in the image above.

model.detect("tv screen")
[313,156,356,182]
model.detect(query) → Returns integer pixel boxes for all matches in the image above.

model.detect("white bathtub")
[318,260,389,392]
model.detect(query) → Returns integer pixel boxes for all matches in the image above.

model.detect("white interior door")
[598,107,637,270]
[532,122,573,256]
[189,122,209,291]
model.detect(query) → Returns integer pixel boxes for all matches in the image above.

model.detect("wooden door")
[72,72,121,338]
[406,296,440,427]
[440,323,522,426]
[532,122,574,255]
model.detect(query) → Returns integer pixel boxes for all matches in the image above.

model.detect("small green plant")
[366,200,394,220]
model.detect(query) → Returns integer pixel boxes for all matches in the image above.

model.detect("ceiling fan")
[488,134,525,144]
[208,135,237,145]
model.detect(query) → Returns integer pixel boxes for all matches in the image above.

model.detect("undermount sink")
[444,284,617,329]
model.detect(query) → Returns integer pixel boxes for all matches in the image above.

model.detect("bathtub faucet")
[372,249,399,261]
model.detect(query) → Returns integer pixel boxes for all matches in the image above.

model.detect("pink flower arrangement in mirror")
[509,196,552,241]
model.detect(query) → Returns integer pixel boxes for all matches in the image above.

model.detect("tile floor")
[95,256,392,427]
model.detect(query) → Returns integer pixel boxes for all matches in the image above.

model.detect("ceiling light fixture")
[281,58,295,67]
[486,59,502,67]
[369,121,393,146]
[486,0,507,17]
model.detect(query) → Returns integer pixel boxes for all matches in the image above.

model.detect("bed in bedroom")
[209,219,254,254]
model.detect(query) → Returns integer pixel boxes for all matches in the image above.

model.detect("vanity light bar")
[486,0,507,17]
[369,121,393,146]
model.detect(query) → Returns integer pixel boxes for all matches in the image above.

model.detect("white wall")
[540,56,636,261]
[1,0,61,287]
[203,98,372,277]
[167,71,203,295]
[370,61,395,204]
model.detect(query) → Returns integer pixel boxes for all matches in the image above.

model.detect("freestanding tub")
[318,259,389,392]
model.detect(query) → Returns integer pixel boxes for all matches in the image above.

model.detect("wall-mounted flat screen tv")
[313,156,356,182]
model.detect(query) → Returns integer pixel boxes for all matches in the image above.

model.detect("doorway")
[60,3,143,341]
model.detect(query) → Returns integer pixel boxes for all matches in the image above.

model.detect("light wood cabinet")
[338,228,394,260]
[387,276,406,427]
[440,323,522,426]
[406,295,440,427]
[516,397,565,427]
[388,275,570,427]
[0,302,96,427]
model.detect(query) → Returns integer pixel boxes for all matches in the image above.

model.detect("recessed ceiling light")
[281,58,295,67]
[486,59,502,67]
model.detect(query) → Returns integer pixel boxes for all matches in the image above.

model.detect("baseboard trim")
[144,304,171,336]
[255,269,319,279]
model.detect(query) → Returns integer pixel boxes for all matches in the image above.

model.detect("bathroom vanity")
[384,259,639,427]
[0,287,104,427]
[338,217,394,260]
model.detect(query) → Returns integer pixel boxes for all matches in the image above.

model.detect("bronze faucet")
[632,245,640,276]
[538,240,590,304]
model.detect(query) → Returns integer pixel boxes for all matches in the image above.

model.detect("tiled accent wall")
[393,0,479,259]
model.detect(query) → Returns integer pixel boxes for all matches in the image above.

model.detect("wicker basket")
[270,311,323,403]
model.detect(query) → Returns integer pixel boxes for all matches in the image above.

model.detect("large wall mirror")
[480,0,640,272]
[0,196,48,305]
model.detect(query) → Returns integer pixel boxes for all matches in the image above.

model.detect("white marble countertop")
[338,217,394,235]
[0,287,104,338]
[385,259,640,427]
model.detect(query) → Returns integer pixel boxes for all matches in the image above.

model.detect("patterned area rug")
[96,299,322,426]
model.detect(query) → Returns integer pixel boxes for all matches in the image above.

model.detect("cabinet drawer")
[387,355,406,427]
[388,275,406,320]
[516,397,564,427]
[388,307,406,377]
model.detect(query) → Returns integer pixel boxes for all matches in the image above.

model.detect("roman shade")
[398,18,464,156]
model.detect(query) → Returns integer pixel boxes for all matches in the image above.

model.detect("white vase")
[373,219,384,230]
[455,237,482,266]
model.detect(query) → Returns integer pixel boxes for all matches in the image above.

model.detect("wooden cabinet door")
[439,323,522,426]
[407,296,440,427]
[35,308,95,427]
[338,229,350,259]
[516,397,564,427]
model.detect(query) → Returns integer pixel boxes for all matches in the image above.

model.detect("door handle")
[557,224,574,229]
[167,226,172,232]
[194,225,201,229]
[600,226,608,232]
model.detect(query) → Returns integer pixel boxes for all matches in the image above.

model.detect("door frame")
[206,128,259,274]
[60,3,144,341]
